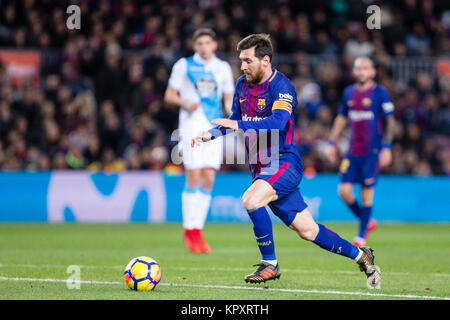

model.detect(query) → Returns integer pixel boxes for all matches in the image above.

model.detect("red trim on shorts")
[268,162,290,185]
[285,117,293,145]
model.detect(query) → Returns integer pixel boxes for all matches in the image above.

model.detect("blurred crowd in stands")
[0,0,449,175]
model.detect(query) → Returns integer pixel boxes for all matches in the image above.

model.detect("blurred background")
[1,0,449,175]
[0,0,449,223]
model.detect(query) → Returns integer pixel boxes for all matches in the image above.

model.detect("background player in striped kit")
[164,28,234,253]
[327,57,396,247]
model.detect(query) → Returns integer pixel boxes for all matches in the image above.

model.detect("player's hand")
[184,102,199,113]
[379,147,392,168]
[211,119,238,131]
[191,131,212,147]
[326,144,338,164]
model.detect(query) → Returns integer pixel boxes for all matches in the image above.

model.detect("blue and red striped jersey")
[339,83,395,156]
[228,68,302,177]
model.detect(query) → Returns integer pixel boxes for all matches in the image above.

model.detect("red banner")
[436,59,450,76]
[0,50,41,88]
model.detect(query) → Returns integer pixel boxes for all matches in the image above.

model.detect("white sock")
[262,259,278,266]
[182,189,197,230]
[354,248,363,262]
[192,188,212,229]
[353,236,366,245]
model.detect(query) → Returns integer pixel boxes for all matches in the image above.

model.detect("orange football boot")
[183,229,201,253]
[364,219,377,241]
[193,228,211,253]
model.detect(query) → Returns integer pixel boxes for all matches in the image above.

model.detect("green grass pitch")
[0,223,449,300]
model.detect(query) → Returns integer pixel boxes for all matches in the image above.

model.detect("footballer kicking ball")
[124,256,162,291]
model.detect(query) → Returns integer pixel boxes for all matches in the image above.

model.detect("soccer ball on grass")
[124,256,161,291]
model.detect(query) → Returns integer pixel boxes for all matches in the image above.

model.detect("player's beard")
[245,64,265,84]
[356,74,373,86]
[357,78,367,86]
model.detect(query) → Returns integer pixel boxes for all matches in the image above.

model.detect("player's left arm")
[379,89,396,168]
[379,115,395,168]
[223,93,234,116]
[382,115,395,146]
[211,104,291,132]
[212,83,294,132]
[222,62,235,116]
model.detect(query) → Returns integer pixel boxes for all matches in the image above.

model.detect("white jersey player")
[164,28,234,253]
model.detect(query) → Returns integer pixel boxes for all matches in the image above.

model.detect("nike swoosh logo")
[239,98,246,103]
[255,234,269,240]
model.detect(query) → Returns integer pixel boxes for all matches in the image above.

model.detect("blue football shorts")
[253,161,308,226]
[339,153,380,187]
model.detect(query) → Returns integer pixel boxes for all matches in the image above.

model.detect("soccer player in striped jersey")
[165,29,234,254]
[327,57,395,247]
[191,34,380,287]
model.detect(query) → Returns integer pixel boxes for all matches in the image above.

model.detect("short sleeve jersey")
[168,53,234,124]
[339,84,394,156]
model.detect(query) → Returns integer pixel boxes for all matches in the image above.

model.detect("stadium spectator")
[0,0,448,176]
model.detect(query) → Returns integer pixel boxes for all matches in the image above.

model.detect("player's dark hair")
[237,33,273,62]
[192,28,217,42]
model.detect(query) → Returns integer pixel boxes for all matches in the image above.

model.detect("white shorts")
[178,110,223,171]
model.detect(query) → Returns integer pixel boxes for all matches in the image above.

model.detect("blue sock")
[248,207,276,261]
[183,184,197,193]
[313,224,360,260]
[198,185,212,195]
[348,200,361,218]
[358,206,372,238]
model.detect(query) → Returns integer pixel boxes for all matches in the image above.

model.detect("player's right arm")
[164,87,199,113]
[164,58,199,113]
[326,88,349,163]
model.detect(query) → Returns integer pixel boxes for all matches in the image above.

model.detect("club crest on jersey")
[257,98,266,110]
[194,77,217,97]
[362,97,372,107]
[348,100,354,107]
